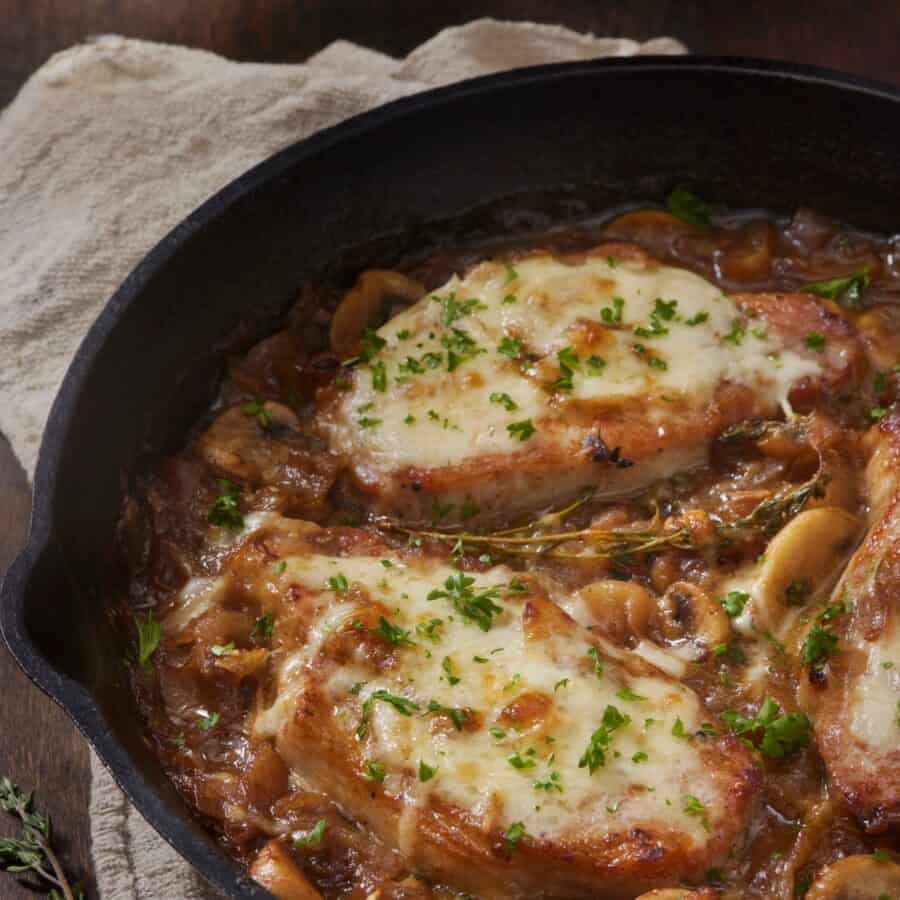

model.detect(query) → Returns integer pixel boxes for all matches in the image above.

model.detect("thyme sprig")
[388,468,827,560]
[0,777,83,899]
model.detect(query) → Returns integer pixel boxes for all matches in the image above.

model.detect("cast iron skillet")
[3,57,900,898]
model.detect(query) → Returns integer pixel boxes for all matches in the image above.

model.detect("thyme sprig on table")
[0,776,84,899]
[388,467,827,561]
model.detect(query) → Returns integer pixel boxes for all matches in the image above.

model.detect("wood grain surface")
[1,1,898,897]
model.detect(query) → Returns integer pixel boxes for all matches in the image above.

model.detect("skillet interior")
[3,57,900,898]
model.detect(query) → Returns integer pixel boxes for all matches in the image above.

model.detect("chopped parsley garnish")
[648,356,668,370]
[554,678,570,691]
[683,795,709,829]
[359,328,386,362]
[502,293,517,304]
[685,311,709,326]
[507,419,535,441]
[503,821,526,850]
[585,354,606,374]
[135,611,161,669]
[720,696,810,758]
[672,717,688,739]
[534,771,563,792]
[632,751,648,763]
[720,590,749,618]
[427,571,504,632]
[327,573,349,592]
[507,752,537,770]
[424,700,472,731]
[497,336,522,359]
[397,329,410,340]
[503,265,519,285]
[868,407,889,421]
[615,687,647,702]
[363,760,386,783]
[241,398,272,429]
[801,268,869,309]
[607,256,618,268]
[357,416,382,429]
[398,356,424,377]
[667,185,711,227]
[210,642,235,657]
[578,705,630,774]
[372,616,415,647]
[370,360,387,392]
[634,298,678,339]
[415,618,443,643]
[489,726,506,739]
[553,346,581,390]
[489,391,518,411]
[441,328,484,371]
[207,480,243,529]
[196,712,220,731]
[431,497,454,523]
[600,296,625,324]
[251,614,274,641]
[273,560,287,574]
[722,318,747,345]
[433,292,485,327]
[441,656,461,685]
[418,760,438,782]
[356,690,419,739]
[804,332,826,352]
[587,646,603,679]
[293,819,326,848]
[800,624,838,669]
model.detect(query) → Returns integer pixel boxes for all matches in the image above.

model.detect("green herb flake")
[135,611,162,669]
[241,398,273,429]
[196,712,220,731]
[327,573,349,592]
[508,752,537,771]
[373,616,416,647]
[578,705,631,774]
[632,751,649,763]
[667,185,711,227]
[615,687,647,702]
[363,760,386,783]
[441,656,461,686]
[722,318,747,346]
[207,479,243,530]
[600,296,625,324]
[507,419,536,442]
[720,590,749,618]
[685,311,709,326]
[356,690,420,739]
[210,642,235,657]
[418,760,438,782]
[497,336,522,359]
[503,821,526,850]
[293,819,326,848]
[800,624,839,668]
[801,268,869,309]
[489,391,518,411]
[804,332,826,353]
[427,571,503,631]
[587,646,603,679]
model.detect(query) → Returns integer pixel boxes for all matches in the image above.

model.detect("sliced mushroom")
[196,402,338,509]
[568,579,655,645]
[250,839,323,899]
[330,269,425,358]
[752,507,862,634]
[656,581,731,649]
[805,854,900,899]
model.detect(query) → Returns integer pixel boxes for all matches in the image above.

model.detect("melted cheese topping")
[251,547,732,847]
[328,254,820,472]
[848,623,900,752]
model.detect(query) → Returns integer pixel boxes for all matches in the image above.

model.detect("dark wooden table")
[1,2,898,896]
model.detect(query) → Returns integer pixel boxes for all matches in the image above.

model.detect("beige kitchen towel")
[0,19,684,898]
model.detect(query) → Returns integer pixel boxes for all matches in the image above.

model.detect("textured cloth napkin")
[0,19,684,899]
